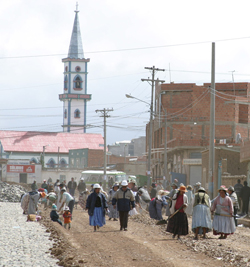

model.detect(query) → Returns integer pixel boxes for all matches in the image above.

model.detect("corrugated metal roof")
[0,131,104,153]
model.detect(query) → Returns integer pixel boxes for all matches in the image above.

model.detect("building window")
[190,152,202,159]
[75,66,81,72]
[65,66,68,72]
[30,157,37,164]
[64,109,67,119]
[64,75,68,91]
[74,109,80,118]
[239,104,248,124]
[74,75,82,90]
[60,158,67,168]
[47,158,56,168]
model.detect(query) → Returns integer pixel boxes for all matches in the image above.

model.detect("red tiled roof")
[0,131,104,153]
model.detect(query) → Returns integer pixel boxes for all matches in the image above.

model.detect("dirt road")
[42,209,224,267]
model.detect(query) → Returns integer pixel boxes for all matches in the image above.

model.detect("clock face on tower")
[75,66,81,72]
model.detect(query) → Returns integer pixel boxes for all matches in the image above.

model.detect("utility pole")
[57,147,60,171]
[142,66,165,188]
[209,42,215,199]
[163,109,167,190]
[95,108,113,191]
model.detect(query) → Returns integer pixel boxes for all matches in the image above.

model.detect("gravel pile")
[0,202,58,267]
[0,181,27,202]
[180,235,250,266]
[129,212,158,226]
[130,210,250,267]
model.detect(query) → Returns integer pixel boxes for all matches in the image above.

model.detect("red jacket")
[63,211,72,223]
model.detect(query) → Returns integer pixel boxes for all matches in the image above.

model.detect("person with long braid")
[192,187,212,240]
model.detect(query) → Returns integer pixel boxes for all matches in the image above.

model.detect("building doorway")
[19,173,27,183]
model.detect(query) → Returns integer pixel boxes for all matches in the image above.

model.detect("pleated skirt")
[166,212,188,236]
[89,207,106,227]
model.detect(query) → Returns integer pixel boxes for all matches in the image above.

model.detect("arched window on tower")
[74,75,82,90]
[74,109,80,119]
[64,109,67,119]
[64,75,68,91]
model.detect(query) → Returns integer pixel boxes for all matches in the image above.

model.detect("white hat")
[93,184,101,189]
[80,177,84,181]
[158,190,169,196]
[64,206,70,211]
[121,180,128,186]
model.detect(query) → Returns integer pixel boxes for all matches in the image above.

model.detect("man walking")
[240,181,250,216]
[78,178,86,193]
[67,177,77,197]
[234,179,243,212]
[112,180,135,231]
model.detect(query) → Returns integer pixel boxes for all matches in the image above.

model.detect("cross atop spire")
[68,5,84,59]
[75,2,79,13]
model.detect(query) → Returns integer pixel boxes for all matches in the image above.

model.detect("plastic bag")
[129,207,138,216]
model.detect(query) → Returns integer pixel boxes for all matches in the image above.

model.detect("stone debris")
[129,212,157,226]
[130,210,250,267]
[0,202,58,267]
[0,181,27,202]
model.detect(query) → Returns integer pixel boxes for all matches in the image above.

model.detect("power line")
[1,36,250,59]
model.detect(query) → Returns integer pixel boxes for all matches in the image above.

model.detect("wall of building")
[5,160,42,184]
[108,137,146,158]
[115,162,147,176]
[202,147,248,198]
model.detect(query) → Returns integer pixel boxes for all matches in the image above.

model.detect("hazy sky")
[1,0,250,145]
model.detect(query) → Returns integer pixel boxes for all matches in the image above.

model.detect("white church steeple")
[59,5,91,133]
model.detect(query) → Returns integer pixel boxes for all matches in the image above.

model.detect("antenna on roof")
[229,70,235,95]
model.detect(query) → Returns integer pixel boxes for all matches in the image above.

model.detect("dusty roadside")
[40,208,224,267]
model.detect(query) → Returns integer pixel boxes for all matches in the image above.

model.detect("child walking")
[63,207,72,229]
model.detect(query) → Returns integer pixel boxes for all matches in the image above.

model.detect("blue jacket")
[86,192,108,216]
[112,188,135,212]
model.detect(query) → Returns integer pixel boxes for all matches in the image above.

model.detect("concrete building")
[148,82,250,187]
[202,147,247,198]
[240,140,250,183]
[0,130,104,183]
[59,7,91,133]
[108,136,146,158]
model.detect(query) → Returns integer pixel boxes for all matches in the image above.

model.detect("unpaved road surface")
[42,208,224,267]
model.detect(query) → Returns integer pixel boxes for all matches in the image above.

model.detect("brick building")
[148,82,250,188]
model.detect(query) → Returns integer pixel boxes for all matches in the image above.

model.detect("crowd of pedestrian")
[20,176,250,243]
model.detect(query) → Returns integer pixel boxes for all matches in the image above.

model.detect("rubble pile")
[180,236,250,266]
[0,181,27,202]
[129,212,157,226]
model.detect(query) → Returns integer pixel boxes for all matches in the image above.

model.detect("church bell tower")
[59,5,91,133]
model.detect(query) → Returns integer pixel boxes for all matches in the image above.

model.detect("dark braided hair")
[197,191,206,204]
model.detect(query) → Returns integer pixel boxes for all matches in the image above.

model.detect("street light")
[125,94,152,188]
[125,94,150,106]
